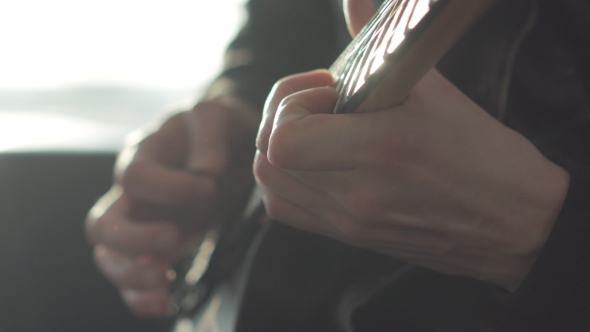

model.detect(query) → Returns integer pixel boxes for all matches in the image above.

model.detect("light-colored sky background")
[0,0,246,90]
[0,0,247,151]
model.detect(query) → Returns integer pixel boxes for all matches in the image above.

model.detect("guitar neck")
[331,0,499,114]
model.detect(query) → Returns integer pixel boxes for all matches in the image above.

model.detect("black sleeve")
[205,0,344,108]
[512,173,590,330]
[506,1,590,327]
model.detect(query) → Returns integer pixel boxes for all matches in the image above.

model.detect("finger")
[267,87,381,170]
[86,193,183,256]
[254,152,348,235]
[86,186,121,245]
[120,158,217,206]
[116,112,218,206]
[185,98,261,175]
[183,102,231,178]
[94,246,171,290]
[344,0,377,37]
[121,289,173,318]
[117,112,189,172]
[256,70,334,156]
[256,151,457,252]
[257,182,335,238]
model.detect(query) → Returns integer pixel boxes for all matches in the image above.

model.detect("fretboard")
[330,0,498,114]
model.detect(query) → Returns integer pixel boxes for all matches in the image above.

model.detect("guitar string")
[369,0,408,74]
[344,8,396,98]
[332,0,400,80]
[348,0,409,97]
[333,0,404,111]
[369,0,416,75]
[332,0,395,96]
[329,0,398,78]
[386,0,418,55]
[341,0,409,105]
[334,0,437,113]
[331,0,398,83]
[334,0,418,111]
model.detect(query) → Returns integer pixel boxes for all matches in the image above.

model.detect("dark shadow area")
[0,152,160,332]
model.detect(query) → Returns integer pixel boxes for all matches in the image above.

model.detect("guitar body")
[174,226,510,332]
[233,223,402,332]
[171,222,404,332]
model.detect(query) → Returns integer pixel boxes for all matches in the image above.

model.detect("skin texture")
[85,98,260,317]
[254,69,569,291]
[86,0,570,317]
[254,0,569,292]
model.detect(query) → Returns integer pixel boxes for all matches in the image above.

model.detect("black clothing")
[210,0,590,330]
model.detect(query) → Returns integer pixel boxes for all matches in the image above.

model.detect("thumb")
[344,0,377,37]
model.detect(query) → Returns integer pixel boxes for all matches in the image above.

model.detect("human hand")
[254,67,569,291]
[85,98,260,317]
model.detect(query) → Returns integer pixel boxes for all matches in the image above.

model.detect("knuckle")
[278,93,298,109]
[267,137,292,169]
[93,246,128,287]
[267,121,299,169]
[85,189,120,244]
[267,79,295,110]
[262,194,286,222]
[93,213,120,247]
[253,153,272,183]
[252,153,265,177]
[274,76,296,96]
[114,143,141,179]
[84,213,98,244]
[119,160,143,192]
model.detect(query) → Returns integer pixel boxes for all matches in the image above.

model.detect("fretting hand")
[254,67,569,292]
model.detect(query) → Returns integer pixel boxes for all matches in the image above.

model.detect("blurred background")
[0,1,246,331]
[0,0,246,151]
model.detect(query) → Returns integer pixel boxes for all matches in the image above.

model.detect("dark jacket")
[209,0,590,330]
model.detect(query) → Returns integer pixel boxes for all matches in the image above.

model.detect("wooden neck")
[331,0,499,114]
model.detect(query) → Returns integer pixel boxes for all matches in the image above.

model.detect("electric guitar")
[168,0,499,331]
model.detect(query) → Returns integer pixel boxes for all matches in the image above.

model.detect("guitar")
[168,0,499,331]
